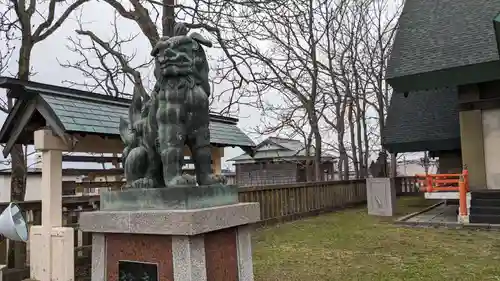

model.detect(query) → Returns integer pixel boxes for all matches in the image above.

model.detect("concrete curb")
[396,221,500,231]
[395,202,500,231]
[394,201,444,224]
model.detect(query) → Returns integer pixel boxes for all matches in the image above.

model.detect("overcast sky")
[0,1,271,170]
[0,0,422,173]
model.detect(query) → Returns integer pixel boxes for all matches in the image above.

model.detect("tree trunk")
[423,151,430,174]
[355,99,364,178]
[313,133,321,181]
[348,104,359,178]
[361,104,369,178]
[305,136,312,182]
[10,145,26,202]
[338,140,349,180]
[391,153,397,177]
[309,112,322,182]
[337,102,349,180]
[376,79,387,177]
[8,39,32,269]
[10,40,32,202]
[162,0,176,36]
[337,133,346,179]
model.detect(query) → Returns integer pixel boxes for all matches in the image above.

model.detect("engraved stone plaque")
[366,177,395,216]
[118,260,159,281]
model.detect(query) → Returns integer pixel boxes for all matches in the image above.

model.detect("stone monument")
[80,22,260,281]
[366,177,396,216]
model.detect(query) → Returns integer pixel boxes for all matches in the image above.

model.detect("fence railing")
[394,176,419,195]
[0,176,418,281]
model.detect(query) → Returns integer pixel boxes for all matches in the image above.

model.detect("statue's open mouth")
[155,46,196,78]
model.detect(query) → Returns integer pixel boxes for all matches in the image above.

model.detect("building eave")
[383,138,461,154]
[0,77,255,152]
[387,61,500,93]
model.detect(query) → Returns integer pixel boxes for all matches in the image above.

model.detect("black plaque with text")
[118,260,159,281]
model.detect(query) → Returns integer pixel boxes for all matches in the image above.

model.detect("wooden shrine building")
[0,77,255,175]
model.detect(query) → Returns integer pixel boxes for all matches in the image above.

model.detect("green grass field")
[253,197,500,281]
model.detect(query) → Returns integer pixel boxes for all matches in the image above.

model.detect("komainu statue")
[119,22,225,188]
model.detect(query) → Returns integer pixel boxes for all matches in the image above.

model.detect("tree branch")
[59,11,151,98]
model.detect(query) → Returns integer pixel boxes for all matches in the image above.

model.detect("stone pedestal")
[80,186,260,281]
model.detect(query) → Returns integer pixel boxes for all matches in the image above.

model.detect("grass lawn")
[253,196,500,281]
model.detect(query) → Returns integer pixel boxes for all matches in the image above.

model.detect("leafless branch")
[59,10,151,97]
[0,32,14,113]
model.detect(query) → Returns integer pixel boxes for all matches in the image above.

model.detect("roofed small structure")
[228,137,337,185]
[228,137,335,163]
[0,77,255,157]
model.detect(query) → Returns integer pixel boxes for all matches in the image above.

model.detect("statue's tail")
[119,117,133,145]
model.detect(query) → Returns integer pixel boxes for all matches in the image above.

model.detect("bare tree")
[316,0,355,180]
[0,33,15,167]
[317,0,401,179]
[219,0,341,181]
[253,108,318,181]
[226,0,400,181]
[0,0,89,202]
[59,11,151,98]
[357,0,402,177]
[60,0,263,116]
[0,28,14,114]
[0,33,13,82]
[0,0,89,268]
[336,1,372,179]
[59,0,401,183]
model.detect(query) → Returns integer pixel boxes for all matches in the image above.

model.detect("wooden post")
[459,174,467,216]
[211,147,224,175]
[458,169,470,224]
[30,129,74,281]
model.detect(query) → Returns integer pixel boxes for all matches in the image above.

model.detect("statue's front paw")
[129,178,155,189]
[182,174,197,185]
[215,174,228,185]
[167,175,195,187]
[203,174,227,185]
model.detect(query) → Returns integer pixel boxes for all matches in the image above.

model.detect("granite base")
[100,184,239,211]
[80,203,260,281]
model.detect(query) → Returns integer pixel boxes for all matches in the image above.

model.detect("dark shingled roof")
[40,93,252,147]
[387,0,500,91]
[0,77,255,150]
[383,88,461,153]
